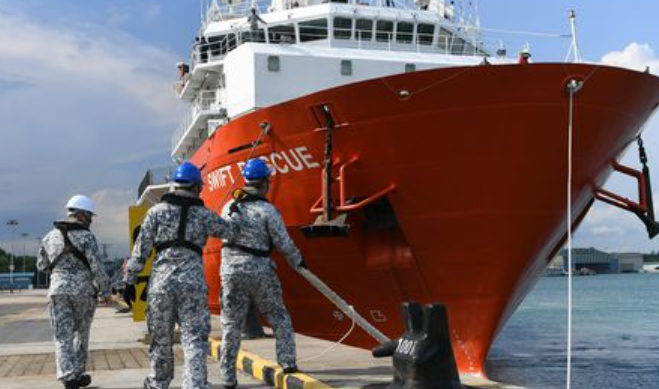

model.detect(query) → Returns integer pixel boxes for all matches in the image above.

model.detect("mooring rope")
[297,306,357,363]
[565,78,582,389]
[297,267,390,344]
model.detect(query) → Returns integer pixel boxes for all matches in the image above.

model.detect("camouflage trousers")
[145,292,210,389]
[219,269,297,386]
[48,294,96,382]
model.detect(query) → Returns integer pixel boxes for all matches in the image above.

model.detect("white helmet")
[66,195,95,215]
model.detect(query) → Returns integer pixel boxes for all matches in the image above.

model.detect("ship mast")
[565,10,582,63]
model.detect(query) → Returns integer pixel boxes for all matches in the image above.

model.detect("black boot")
[63,380,79,389]
[283,365,299,374]
[76,374,92,388]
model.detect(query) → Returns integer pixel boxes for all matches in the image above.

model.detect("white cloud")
[0,10,184,124]
[0,9,186,256]
[601,42,659,74]
[90,189,134,258]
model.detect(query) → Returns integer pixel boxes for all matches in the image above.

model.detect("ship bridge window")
[334,17,352,40]
[451,37,466,55]
[269,24,296,43]
[299,19,328,42]
[243,28,266,43]
[207,35,225,56]
[355,19,373,41]
[396,22,414,44]
[438,27,452,52]
[376,20,394,42]
[227,33,238,51]
[417,23,434,45]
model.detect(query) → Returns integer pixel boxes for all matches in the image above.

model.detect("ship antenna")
[565,10,582,63]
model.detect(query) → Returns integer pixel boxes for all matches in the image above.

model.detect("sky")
[0,0,658,258]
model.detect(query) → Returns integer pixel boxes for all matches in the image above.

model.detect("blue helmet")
[242,158,272,181]
[173,162,203,186]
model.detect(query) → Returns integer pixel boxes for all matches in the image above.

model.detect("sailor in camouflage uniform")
[219,158,306,388]
[125,162,237,389]
[37,195,111,389]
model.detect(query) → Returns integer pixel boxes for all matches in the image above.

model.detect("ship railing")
[190,31,269,68]
[203,0,274,24]
[203,0,475,22]
[171,90,222,153]
[138,166,177,200]
[311,27,491,56]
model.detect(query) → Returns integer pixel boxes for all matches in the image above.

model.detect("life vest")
[224,189,274,257]
[153,193,205,255]
[47,221,91,271]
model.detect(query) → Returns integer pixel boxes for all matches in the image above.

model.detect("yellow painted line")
[209,337,334,389]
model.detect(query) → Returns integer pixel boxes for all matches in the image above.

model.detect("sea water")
[487,273,659,389]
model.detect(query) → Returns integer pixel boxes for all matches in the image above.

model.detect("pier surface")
[0,290,527,389]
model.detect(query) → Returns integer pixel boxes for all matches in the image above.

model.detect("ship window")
[438,28,452,52]
[267,55,280,71]
[355,19,373,41]
[299,19,328,42]
[269,24,296,44]
[376,20,394,42]
[227,33,238,51]
[417,23,434,45]
[340,60,352,75]
[207,35,225,56]
[451,37,466,55]
[405,63,416,72]
[396,22,414,44]
[334,17,352,40]
[243,28,266,43]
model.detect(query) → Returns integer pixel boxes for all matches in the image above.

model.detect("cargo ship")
[136,0,659,377]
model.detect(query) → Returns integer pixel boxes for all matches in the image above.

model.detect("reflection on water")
[486,273,659,389]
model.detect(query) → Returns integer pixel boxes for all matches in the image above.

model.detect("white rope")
[297,307,356,363]
[297,267,390,344]
[566,79,581,389]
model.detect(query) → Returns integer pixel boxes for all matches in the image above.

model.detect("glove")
[297,258,307,269]
[123,284,136,303]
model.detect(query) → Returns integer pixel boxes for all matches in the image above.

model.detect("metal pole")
[6,220,18,294]
[568,10,581,63]
[21,233,28,273]
[34,237,42,287]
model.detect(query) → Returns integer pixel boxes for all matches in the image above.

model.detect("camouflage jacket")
[126,191,236,294]
[37,219,111,298]
[220,190,303,275]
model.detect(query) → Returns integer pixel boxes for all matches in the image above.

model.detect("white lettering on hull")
[206,146,319,192]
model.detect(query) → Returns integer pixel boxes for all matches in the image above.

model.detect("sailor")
[124,161,237,389]
[219,158,306,389]
[37,195,111,389]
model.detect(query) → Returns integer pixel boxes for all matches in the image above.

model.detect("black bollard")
[372,302,462,389]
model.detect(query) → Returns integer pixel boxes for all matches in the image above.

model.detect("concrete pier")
[0,290,527,389]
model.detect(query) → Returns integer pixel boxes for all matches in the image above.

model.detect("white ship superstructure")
[170,0,513,163]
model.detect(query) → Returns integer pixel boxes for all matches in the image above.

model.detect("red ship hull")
[191,63,659,376]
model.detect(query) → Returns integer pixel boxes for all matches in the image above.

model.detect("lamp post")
[6,219,19,293]
[20,233,28,273]
[34,236,43,287]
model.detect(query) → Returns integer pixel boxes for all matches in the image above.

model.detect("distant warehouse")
[549,248,645,275]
